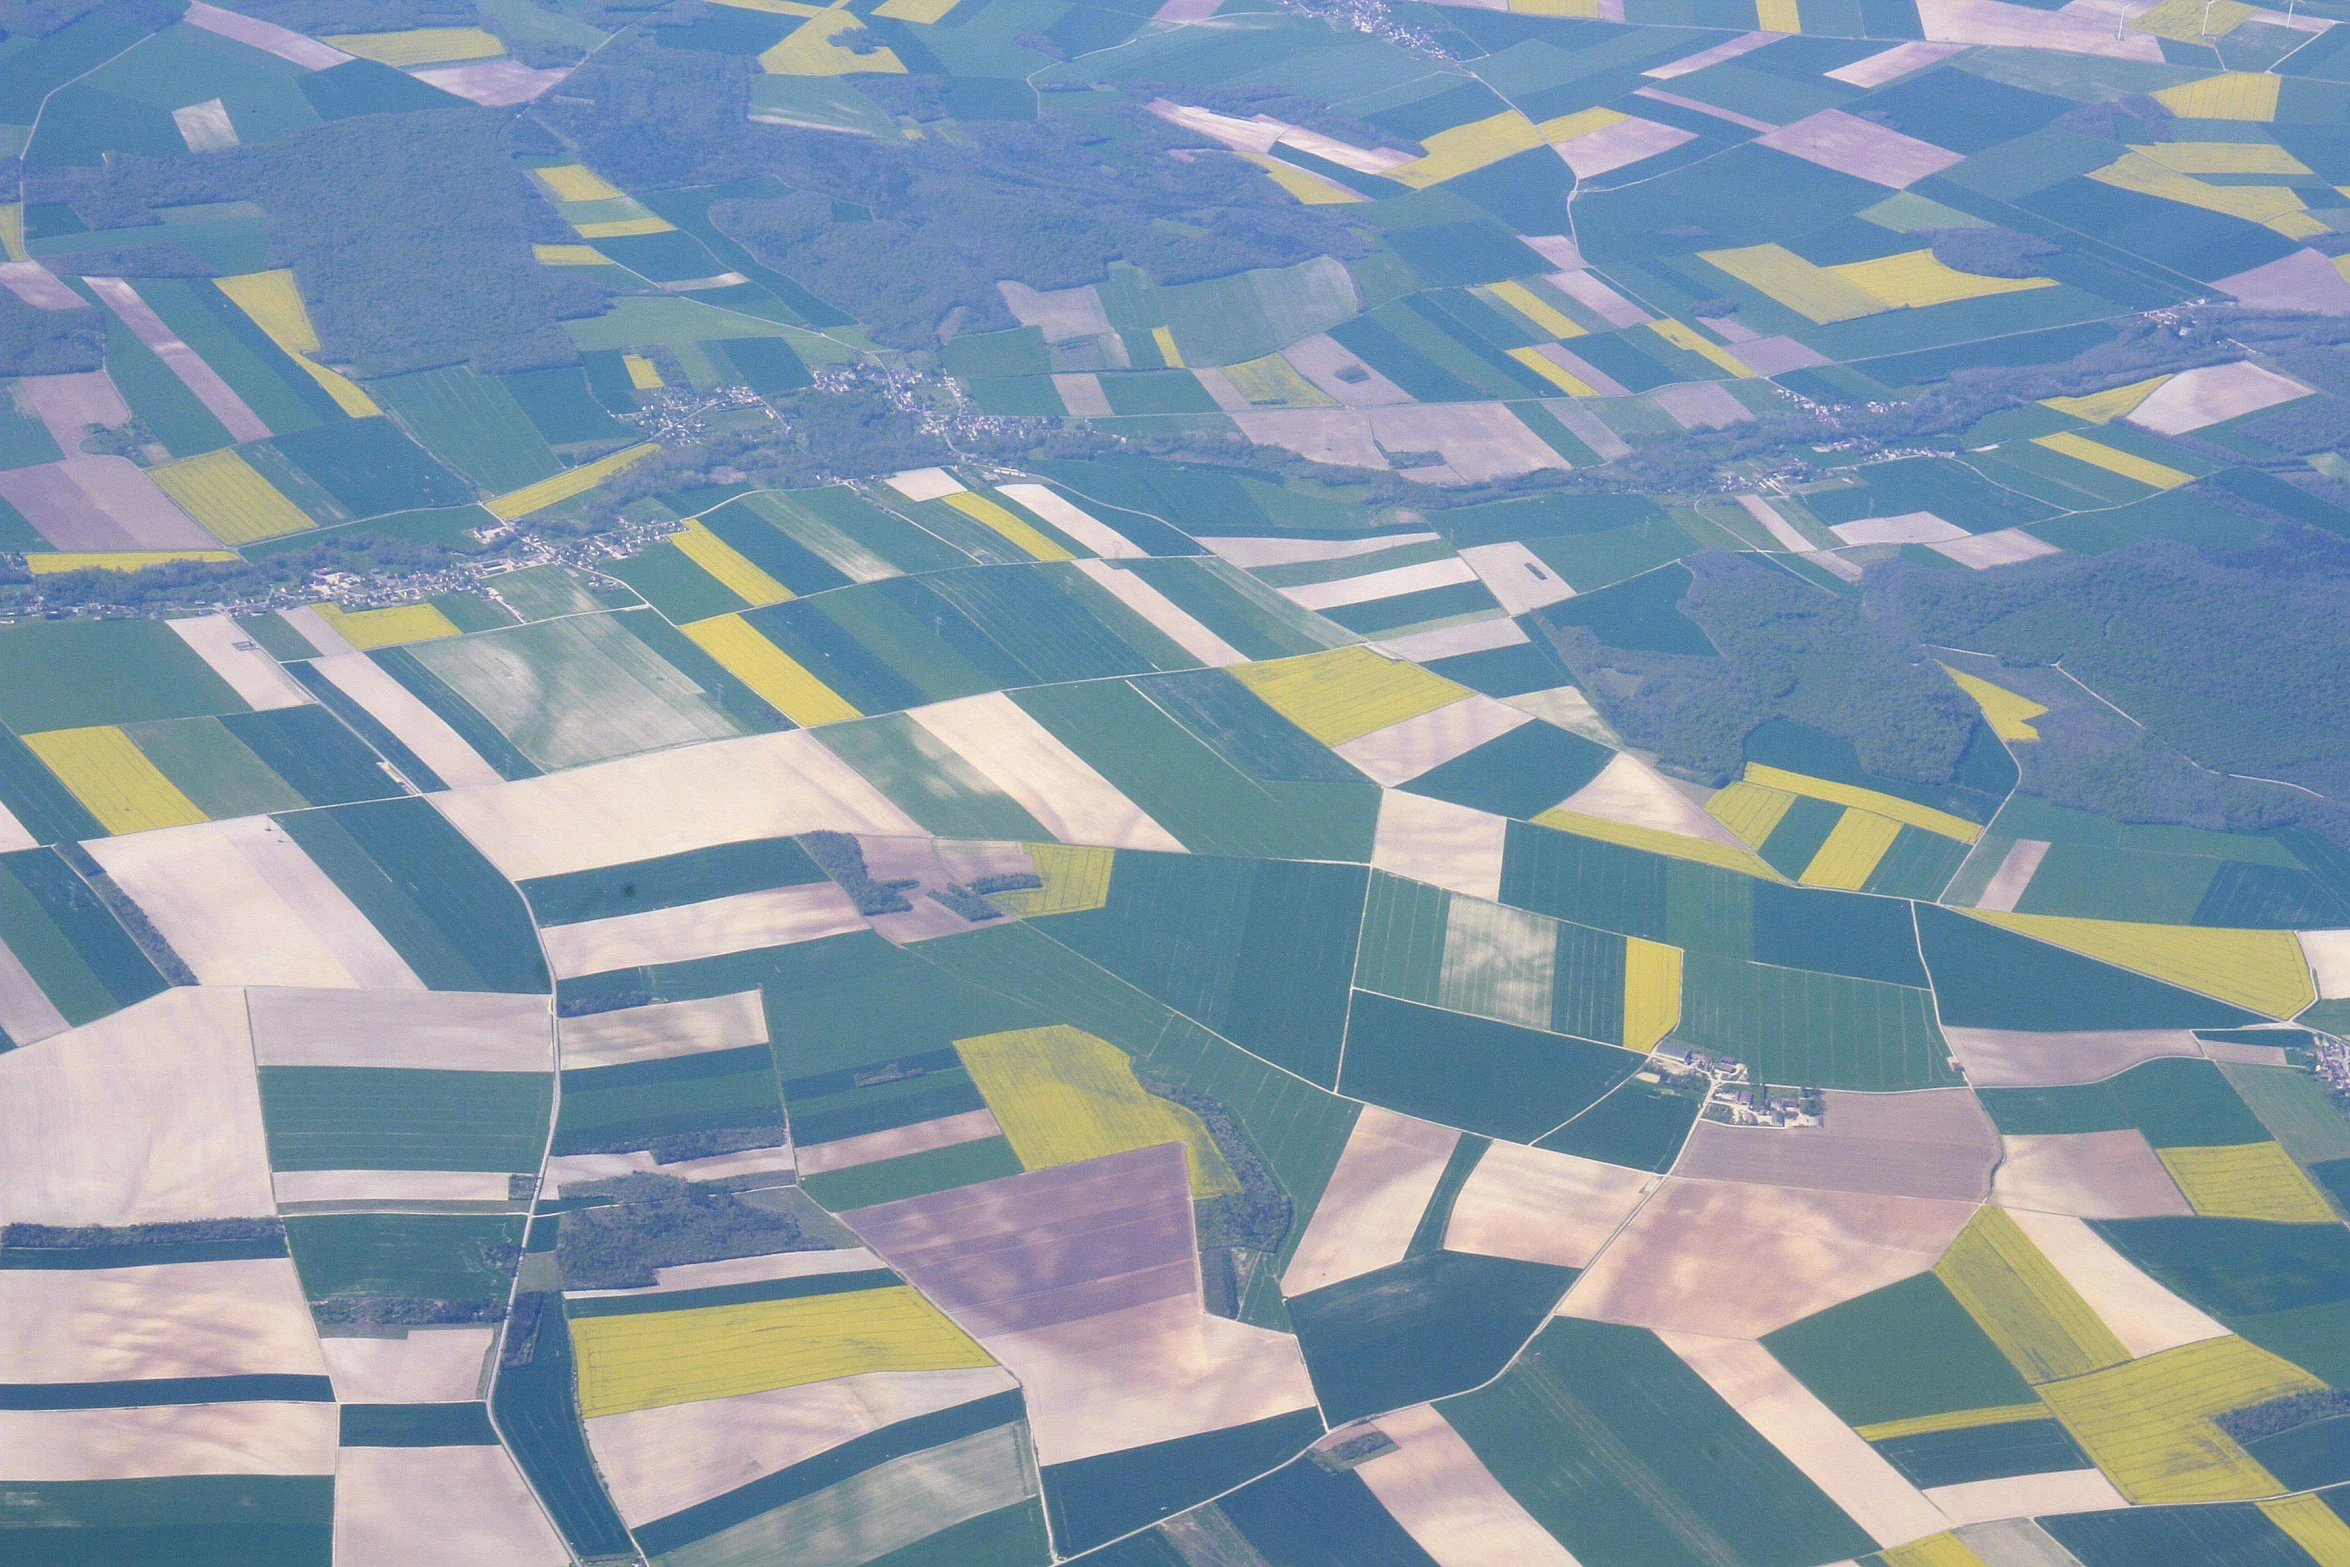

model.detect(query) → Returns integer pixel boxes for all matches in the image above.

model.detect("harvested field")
[1333,696,1527,787]
[1661,1330,1950,1547]
[1562,1177,1976,1338]
[84,277,271,443]
[1943,1027,2202,1087]
[559,991,766,1070]
[0,456,216,551]
[166,616,308,712]
[320,1327,496,1403]
[1757,111,1964,188]
[2003,1208,2228,1360]
[586,1366,1019,1526]
[798,1109,1004,1175]
[247,988,551,1071]
[1555,115,1694,178]
[431,730,921,882]
[846,1143,1316,1464]
[413,60,568,107]
[15,371,128,454]
[309,653,503,789]
[1372,794,1507,903]
[1072,560,1247,665]
[0,986,272,1225]
[1992,1131,2193,1219]
[1562,753,1746,850]
[1828,40,1967,86]
[1355,1402,1579,1567]
[1914,0,2165,57]
[1676,1089,2000,1202]
[1924,1468,2126,1528]
[273,1169,511,1202]
[2216,249,2350,314]
[0,1401,338,1481]
[1283,1104,1458,1294]
[2126,362,2311,435]
[908,692,1183,852]
[1458,542,1576,616]
[997,484,1144,559]
[0,1256,324,1384]
[0,263,86,311]
[541,881,868,977]
[1283,334,1415,407]
[185,1,352,66]
[335,1444,569,1567]
[87,816,420,989]
[1443,1140,1654,1268]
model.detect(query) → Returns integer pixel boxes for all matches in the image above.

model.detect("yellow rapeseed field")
[956,1024,1240,1198]
[534,165,625,204]
[1229,646,1470,746]
[1934,1205,2130,1384]
[1649,318,1754,377]
[671,519,791,606]
[1621,937,1683,1052]
[990,843,1114,916]
[2044,375,2171,424]
[1744,763,1981,842]
[2154,71,2280,120]
[2033,431,2195,490]
[1485,280,1585,339]
[1798,807,1901,890]
[1830,250,2055,309]
[2158,1143,2339,1224]
[488,443,660,521]
[2038,1335,2317,1503]
[1854,1402,2051,1441]
[1390,111,1545,189]
[1967,910,2315,1019]
[1222,354,1336,408]
[27,551,236,573]
[316,602,462,651]
[23,726,207,834]
[1939,665,2047,740]
[1698,243,1886,323]
[2261,1494,2350,1567]
[1705,780,1796,847]
[147,450,313,546]
[1236,151,1363,205]
[1509,347,1597,396]
[681,615,860,727]
[2089,152,2312,235]
[1530,807,1785,879]
[571,1286,992,1417]
[324,26,504,64]
[214,270,380,417]
[943,491,1074,562]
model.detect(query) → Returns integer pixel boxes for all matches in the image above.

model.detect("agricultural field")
[6,0,2350,1563]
